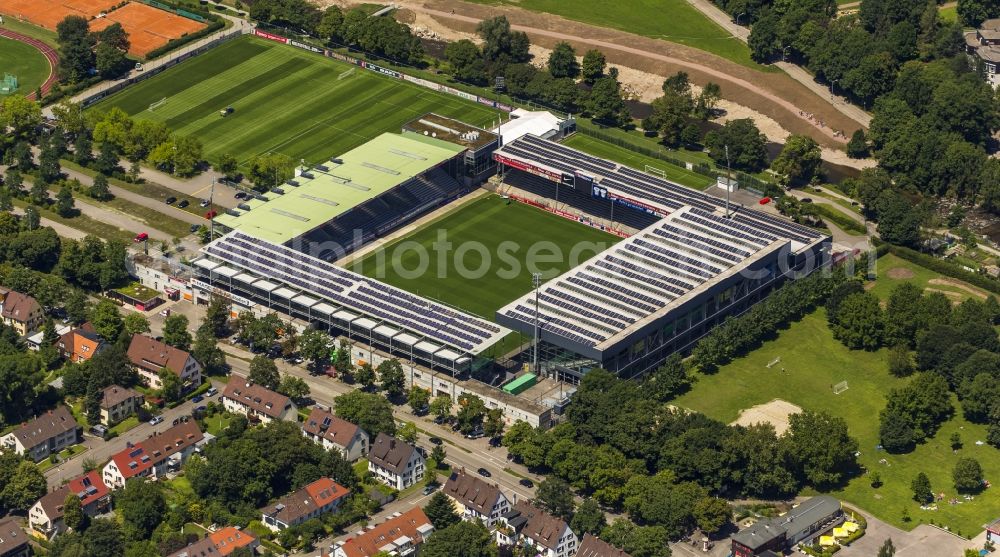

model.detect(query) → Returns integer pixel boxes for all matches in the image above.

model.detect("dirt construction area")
[0,0,118,30]
[731,399,803,435]
[89,2,205,57]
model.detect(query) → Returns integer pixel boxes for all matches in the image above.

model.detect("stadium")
[191,112,829,390]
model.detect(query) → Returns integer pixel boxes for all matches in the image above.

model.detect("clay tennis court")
[0,0,118,30]
[90,2,205,57]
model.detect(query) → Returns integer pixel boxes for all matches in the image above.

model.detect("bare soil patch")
[731,399,803,436]
[927,278,988,300]
[886,267,915,280]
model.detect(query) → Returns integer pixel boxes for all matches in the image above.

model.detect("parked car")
[149,416,164,426]
[519,478,534,488]
[133,232,148,242]
[477,468,491,478]
[206,387,218,397]
[433,415,446,425]
[423,484,438,495]
[189,223,200,233]
[89,424,108,436]
[177,199,190,208]
[159,308,171,317]
[191,395,204,403]
[165,196,177,205]
[428,436,442,445]
[234,191,247,200]
[200,198,210,207]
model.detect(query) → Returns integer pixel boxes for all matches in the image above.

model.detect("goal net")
[338,68,356,80]
[0,74,18,94]
[148,97,167,111]
[833,381,849,395]
[644,165,666,179]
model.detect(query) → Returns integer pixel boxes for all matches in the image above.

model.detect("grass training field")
[674,256,1000,535]
[0,36,49,96]
[563,134,715,190]
[356,194,621,320]
[90,36,500,168]
[463,0,764,69]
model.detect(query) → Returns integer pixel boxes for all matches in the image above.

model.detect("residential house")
[166,537,218,557]
[260,477,350,532]
[127,334,202,390]
[333,507,434,557]
[28,470,111,539]
[966,18,1000,86]
[100,385,145,426]
[442,468,511,527]
[58,323,104,363]
[102,420,210,488]
[495,501,578,557]
[221,377,297,424]
[26,323,70,352]
[301,408,368,461]
[0,289,43,336]
[208,526,259,556]
[367,433,424,490]
[577,534,632,557]
[0,406,79,462]
[0,517,29,557]
[731,496,842,557]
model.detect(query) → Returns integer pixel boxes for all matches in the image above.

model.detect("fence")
[78,26,248,108]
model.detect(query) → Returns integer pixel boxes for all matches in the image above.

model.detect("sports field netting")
[91,36,501,168]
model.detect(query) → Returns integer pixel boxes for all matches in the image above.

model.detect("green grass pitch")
[0,36,50,96]
[562,134,715,191]
[355,194,621,321]
[89,36,501,167]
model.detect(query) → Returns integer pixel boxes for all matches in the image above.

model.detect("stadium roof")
[497,207,787,351]
[215,132,465,244]
[199,231,509,356]
[494,134,823,252]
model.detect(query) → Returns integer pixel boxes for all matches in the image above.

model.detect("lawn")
[109,416,140,436]
[356,194,621,320]
[0,18,59,47]
[0,36,50,97]
[463,0,766,70]
[204,411,235,437]
[674,258,1000,535]
[563,133,715,190]
[867,253,989,302]
[90,36,500,167]
[940,5,958,24]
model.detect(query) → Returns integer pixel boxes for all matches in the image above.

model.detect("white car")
[149,416,164,426]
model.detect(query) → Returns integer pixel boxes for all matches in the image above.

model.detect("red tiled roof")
[208,527,256,556]
[260,477,350,525]
[338,507,432,557]
[108,420,203,480]
[36,470,109,521]
[577,534,632,557]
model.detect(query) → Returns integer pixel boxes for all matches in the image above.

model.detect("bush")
[145,18,225,60]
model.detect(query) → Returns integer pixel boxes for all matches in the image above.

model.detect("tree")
[958,0,996,27]
[116,478,165,539]
[535,477,574,520]
[355,362,376,391]
[90,299,124,341]
[880,408,916,453]
[158,367,181,403]
[644,353,689,401]
[63,492,88,531]
[398,421,418,443]
[215,153,239,180]
[446,40,487,85]
[408,386,431,413]
[647,90,693,147]
[204,296,231,338]
[694,82,721,120]
[334,390,396,436]
[830,292,885,350]
[847,129,870,158]
[192,325,226,376]
[456,394,487,434]
[601,519,670,557]
[588,75,630,127]
[430,443,446,465]
[785,411,858,488]
[1,461,47,512]
[477,16,529,64]
[581,49,606,83]
[878,538,896,557]
[123,313,150,337]
[483,408,505,438]
[424,491,461,529]
[911,472,933,504]
[771,135,822,186]
[431,394,453,419]
[571,498,606,536]
[548,41,579,78]
[54,185,75,217]
[74,133,93,165]
[248,355,280,390]
[95,141,120,176]
[377,359,406,399]
[953,457,984,492]
[56,16,95,83]
[693,497,731,536]
[248,153,294,192]
[95,41,127,79]
[298,328,329,371]
[30,179,49,206]
[420,521,497,557]
[172,135,203,177]
[704,118,769,172]
[277,375,310,403]
[162,314,192,351]
[88,173,111,201]
[887,344,913,377]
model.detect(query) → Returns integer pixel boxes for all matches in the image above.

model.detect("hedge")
[812,203,867,235]
[145,18,225,60]
[887,245,1000,296]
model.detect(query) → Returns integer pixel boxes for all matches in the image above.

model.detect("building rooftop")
[208,526,257,556]
[336,507,433,557]
[108,420,204,480]
[127,334,193,376]
[368,433,420,475]
[403,113,497,150]
[577,534,632,557]
[732,495,842,550]
[503,501,570,551]
[214,132,464,244]
[5,406,78,451]
[222,376,293,420]
[0,517,28,556]
[443,469,506,516]
[36,470,109,522]
[0,290,40,323]
[100,385,143,410]
[301,407,364,447]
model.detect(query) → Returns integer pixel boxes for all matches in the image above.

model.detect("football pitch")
[355,195,621,321]
[90,36,500,167]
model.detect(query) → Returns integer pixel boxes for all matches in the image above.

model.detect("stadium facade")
[492,134,830,379]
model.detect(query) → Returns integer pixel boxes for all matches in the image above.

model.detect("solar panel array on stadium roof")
[496,205,783,348]
[496,134,824,248]
[200,231,509,355]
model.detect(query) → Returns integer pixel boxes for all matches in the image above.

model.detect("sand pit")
[886,267,915,279]
[732,399,803,435]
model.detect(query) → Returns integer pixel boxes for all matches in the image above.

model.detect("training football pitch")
[90,36,500,167]
[355,195,621,323]
[0,36,49,96]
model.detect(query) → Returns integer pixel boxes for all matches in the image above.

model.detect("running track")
[0,27,58,100]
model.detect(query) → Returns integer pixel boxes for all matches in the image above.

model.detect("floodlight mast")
[532,272,541,375]
[724,145,732,219]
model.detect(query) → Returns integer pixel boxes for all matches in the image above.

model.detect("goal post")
[833,381,849,395]
[644,164,666,179]
[338,68,355,80]
[148,97,167,111]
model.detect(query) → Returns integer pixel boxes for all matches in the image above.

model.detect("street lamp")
[735,12,745,25]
